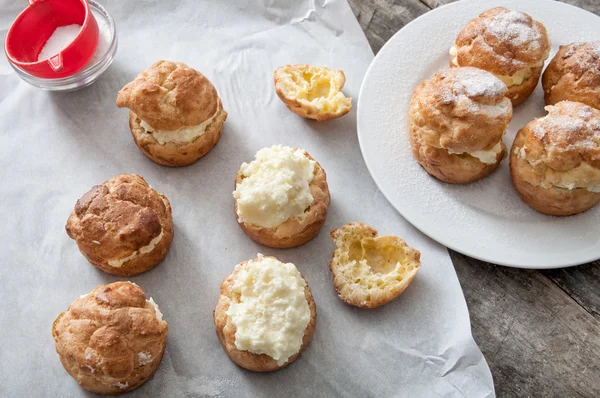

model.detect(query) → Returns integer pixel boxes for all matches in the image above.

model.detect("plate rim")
[356,0,600,269]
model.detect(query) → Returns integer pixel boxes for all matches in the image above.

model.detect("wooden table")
[347,0,600,396]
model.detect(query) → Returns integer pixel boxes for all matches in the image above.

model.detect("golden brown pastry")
[52,282,168,394]
[214,254,316,372]
[66,174,174,276]
[409,67,512,184]
[450,7,550,106]
[542,41,600,110]
[510,101,600,216]
[233,145,330,248]
[274,64,352,121]
[329,223,421,309]
[116,60,227,167]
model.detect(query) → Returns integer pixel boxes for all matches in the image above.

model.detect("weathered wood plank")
[418,0,455,8]
[452,251,600,397]
[347,0,430,53]
[554,0,600,14]
[542,261,600,321]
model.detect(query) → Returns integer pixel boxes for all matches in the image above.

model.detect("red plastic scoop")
[5,0,99,79]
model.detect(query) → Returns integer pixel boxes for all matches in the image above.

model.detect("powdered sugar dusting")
[451,67,507,98]
[437,67,509,116]
[534,115,582,141]
[532,125,546,140]
[563,41,600,73]
[593,42,600,59]
[565,41,600,58]
[534,102,600,152]
[485,9,543,50]
[578,106,593,119]
[564,42,583,58]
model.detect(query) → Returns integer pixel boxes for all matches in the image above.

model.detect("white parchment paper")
[0,0,494,396]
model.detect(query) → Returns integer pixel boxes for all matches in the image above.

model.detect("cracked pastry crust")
[233,150,330,248]
[66,174,174,276]
[510,101,600,216]
[274,64,352,121]
[409,67,512,184]
[52,282,168,395]
[542,41,600,110]
[116,60,227,167]
[329,223,421,309]
[213,257,316,372]
[451,7,550,106]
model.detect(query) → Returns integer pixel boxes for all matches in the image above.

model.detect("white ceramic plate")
[357,0,600,268]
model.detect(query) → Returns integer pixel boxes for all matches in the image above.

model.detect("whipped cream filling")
[113,382,129,390]
[447,141,503,164]
[233,145,316,228]
[138,352,153,366]
[546,181,600,192]
[147,297,164,322]
[226,254,310,365]
[450,45,548,87]
[515,146,600,192]
[107,230,163,268]
[140,105,220,145]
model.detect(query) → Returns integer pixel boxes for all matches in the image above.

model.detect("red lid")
[5,0,99,79]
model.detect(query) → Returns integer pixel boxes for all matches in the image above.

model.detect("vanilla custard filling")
[515,146,600,192]
[147,297,164,322]
[226,254,311,365]
[107,230,164,268]
[495,59,545,87]
[450,45,547,87]
[233,145,316,228]
[447,141,503,164]
[140,105,220,145]
[450,45,459,66]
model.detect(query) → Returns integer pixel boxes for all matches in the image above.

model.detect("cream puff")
[274,64,352,121]
[214,254,316,372]
[409,67,512,184]
[542,41,600,110]
[52,282,168,394]
[450,7,550,106]
[66,174,174,276]
[510,101,600,216]
[116,60,227,167]
[233,145,330,248]
[329,223,421,309]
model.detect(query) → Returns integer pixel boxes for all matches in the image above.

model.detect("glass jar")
[7,0,117,92]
